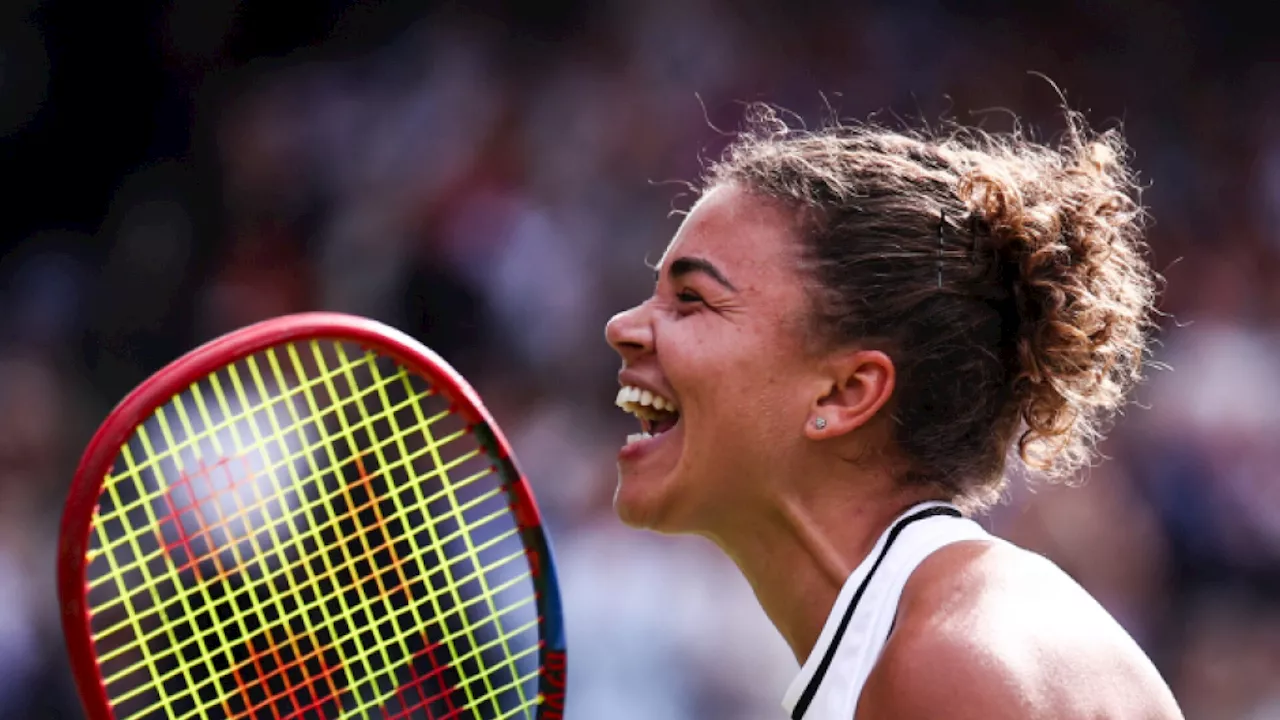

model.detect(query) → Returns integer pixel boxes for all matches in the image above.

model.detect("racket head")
[58,312,566,720]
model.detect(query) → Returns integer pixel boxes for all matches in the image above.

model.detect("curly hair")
[705,103,1158,511]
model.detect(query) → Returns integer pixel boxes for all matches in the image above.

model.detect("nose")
[605,300,654,362]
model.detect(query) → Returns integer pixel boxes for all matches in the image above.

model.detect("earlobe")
[805,414,831,441]
[805,412,833,440]
[806,350,896,439]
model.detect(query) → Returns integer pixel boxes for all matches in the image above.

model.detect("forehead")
[660,184,805,291]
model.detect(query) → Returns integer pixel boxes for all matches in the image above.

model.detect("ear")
[805,350,896,440]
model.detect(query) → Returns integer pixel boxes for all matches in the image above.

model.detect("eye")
[675,289,705,305]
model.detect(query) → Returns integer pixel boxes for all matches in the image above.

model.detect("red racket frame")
[57,312,567,720]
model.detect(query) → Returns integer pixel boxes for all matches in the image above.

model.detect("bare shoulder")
[856,539,1184,720]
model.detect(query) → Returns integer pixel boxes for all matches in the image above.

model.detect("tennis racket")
[58,312,567,720]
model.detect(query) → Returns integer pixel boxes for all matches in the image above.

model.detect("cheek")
[678,330,797,438]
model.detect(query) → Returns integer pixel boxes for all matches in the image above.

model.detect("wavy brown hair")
[706,103,1158,511]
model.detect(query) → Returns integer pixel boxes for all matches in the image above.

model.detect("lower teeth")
[626,432,653,445]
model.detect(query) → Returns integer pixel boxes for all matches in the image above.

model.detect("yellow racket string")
[96,345,535,712]
[83,340,545,719]
[332,342,528,717]
[369,355,482,715]
[94,353,385,487]
[87,420,469,601]
[86,367,450,598]
[101,533,531,707]
[236,348,397,715]
[86,362,432,549]
[87,389,467,621]
[93,483,514,670]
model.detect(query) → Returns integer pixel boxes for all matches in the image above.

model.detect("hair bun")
[956,119,1156,474]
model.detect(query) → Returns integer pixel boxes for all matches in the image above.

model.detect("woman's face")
[605,184,830,533]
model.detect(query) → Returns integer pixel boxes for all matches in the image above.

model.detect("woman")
[605,104,1184,719]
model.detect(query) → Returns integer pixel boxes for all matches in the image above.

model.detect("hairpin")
[937,209,946,289]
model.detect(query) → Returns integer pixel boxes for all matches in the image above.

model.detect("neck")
[705,476,941,664]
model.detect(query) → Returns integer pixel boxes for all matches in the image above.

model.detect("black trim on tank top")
[790,505,962,719]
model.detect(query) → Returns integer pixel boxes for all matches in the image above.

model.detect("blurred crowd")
[2,0,1278,718]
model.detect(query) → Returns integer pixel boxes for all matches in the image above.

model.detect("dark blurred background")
[2,1,1278,718]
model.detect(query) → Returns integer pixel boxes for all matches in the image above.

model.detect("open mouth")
[615,385,681,445]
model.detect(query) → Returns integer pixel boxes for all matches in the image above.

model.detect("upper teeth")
[615,385,679,418]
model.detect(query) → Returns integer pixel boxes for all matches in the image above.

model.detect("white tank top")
[780,501,994,719]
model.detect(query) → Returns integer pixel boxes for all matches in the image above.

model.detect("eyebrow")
[658,256,738,292]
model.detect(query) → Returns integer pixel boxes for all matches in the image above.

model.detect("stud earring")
[814,417,827,430]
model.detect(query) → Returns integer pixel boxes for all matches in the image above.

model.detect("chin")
[612,464,697,534]
[612,421,693,531]
[613,475,669,530]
